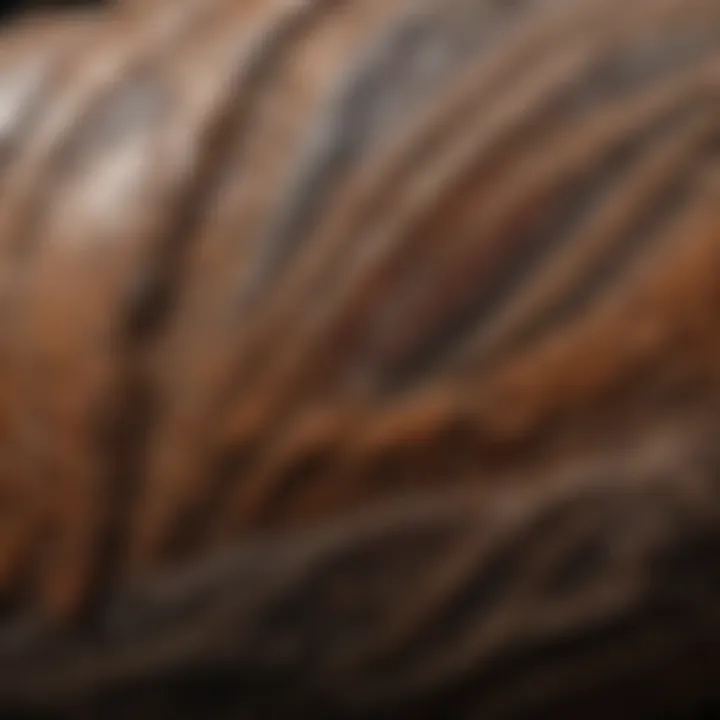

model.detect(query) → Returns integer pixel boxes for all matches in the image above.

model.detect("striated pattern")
[0,0,718,716]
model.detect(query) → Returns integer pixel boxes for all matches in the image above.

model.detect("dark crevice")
[0,1,111,22]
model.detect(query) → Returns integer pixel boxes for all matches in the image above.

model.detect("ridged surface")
[0,0,718,716]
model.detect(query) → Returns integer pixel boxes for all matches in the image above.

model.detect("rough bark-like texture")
[0,0,719,717]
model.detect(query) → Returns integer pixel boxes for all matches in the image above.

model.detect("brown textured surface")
[0,0,719,716]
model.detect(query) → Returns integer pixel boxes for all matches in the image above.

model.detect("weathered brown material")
[0,0,719,716]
